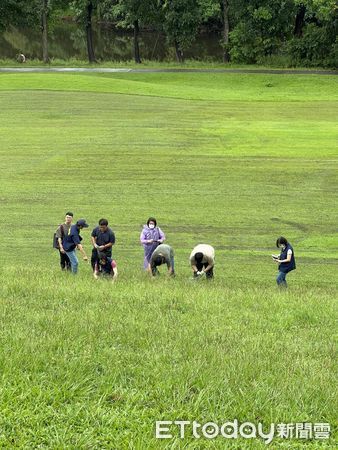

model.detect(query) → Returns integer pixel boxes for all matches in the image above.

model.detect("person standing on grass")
[148,243,174,277]
[140,217,165,269]
[93,252,118,282]
[90,218,115,272]
[190,244,215,279]
[55,211,73,271]
[62,219,89,274]
[272,236,296,288]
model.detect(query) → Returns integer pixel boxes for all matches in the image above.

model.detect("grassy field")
[0,71,337,448]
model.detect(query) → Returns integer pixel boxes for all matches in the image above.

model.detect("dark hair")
[154,255,163,267]
[65,212,73,217]
[276,236,288,248]
[147,217,157,227]
[98,251,107,261]
[194,252,203,262]
[99,218,108,226]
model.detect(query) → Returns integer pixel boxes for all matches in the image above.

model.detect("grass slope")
[0,72,337,448]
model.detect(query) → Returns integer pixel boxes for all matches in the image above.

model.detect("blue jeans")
[65,250,79,274]
[276,271,287,287]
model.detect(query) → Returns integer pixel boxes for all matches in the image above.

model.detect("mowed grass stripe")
[0,72,337,447]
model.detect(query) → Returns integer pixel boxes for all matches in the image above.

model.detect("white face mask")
[149,224,155,229]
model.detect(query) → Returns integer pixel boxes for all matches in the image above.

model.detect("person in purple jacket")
[140,217,166,269]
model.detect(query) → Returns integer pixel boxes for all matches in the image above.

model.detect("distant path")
[0,67,337,75]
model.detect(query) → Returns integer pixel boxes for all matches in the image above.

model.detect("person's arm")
[158,228,165,244]
[93,262,99,279]
[91,229,98,249]
[112,267,118,281]
[98,242,113,251]
[91,236,98,248]
[55,226,65,253]
[202,256,214,273]
[147,262,154,276]
[190,256,198,273]
[111,261,118,281]
[166,250,174,275]
[277,249,292,264]
[76,244,88,261]
[58,237,66,254]
[140,229,153,245]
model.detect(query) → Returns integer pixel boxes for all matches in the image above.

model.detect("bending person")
[190,244,215,279]
[148,244,174,277]
[94,252,118,282]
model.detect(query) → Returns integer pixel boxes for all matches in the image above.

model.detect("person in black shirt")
[91,218,116,271]
[272,236,296,288]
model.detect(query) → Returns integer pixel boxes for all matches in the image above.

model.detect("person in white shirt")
[190,244,215,279]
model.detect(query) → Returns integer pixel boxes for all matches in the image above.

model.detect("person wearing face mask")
[140,217,166,269]
[272,236,296,287]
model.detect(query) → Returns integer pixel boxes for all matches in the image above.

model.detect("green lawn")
[0,72,337,448]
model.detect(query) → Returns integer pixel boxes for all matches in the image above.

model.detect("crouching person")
[148,244,175,277]
[94,252,118,282]
[190,244,215,279]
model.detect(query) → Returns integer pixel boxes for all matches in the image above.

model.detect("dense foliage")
[1,0,337,66]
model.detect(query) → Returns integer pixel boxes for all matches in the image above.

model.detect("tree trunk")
[294,4,306,37]
[133,20,141,64]
[221,0,230,63]
[41,0,49,63]
[174,40,184,63]
[86,1,96,63]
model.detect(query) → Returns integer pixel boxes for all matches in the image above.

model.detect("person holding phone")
[272,236,296,288]
[140,217,165,269]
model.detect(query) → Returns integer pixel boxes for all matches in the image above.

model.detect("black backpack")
[53,224,65,249]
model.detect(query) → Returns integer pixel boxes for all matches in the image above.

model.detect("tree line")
[0,0,336,67]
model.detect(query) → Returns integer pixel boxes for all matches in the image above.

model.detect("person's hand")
[83,255,88,261]
[93,272,99,279]
[94,243,99,249]
[147,239,153,244]
[98,245,105,251]
[199,271,205,277]
[60,247,65,254]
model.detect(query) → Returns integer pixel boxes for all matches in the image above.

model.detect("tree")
[289,0,337,66]
[0,0,69,63]
[72,0,98,62]
[41,0,49,62]
[228,0,296,63]
[161,0,201,62]
[0,1,27,31]
[102,0,161,63]
[221,0,230,62]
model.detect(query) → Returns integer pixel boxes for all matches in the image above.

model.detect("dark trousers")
[59,250,71,270]
[194,261,214,279]
[91,248,99,271]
